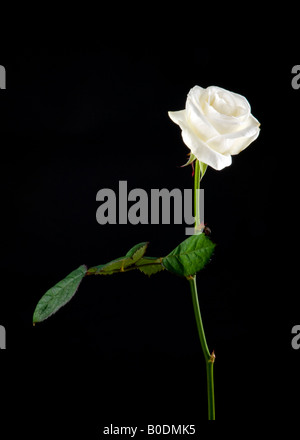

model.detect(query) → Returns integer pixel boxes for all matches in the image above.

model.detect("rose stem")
[188,275,215,420]
[193,158,201,229]
[189,159,215,420]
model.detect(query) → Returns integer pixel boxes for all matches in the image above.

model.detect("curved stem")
[189,276,210,360]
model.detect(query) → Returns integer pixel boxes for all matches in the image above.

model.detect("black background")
[0,45,298,434]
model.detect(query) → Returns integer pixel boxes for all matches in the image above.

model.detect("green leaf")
[86,264,105,275]
[33,265,87,324]
[95,256,128,274]
[125,242,149,262]
[135,257,164,276]
[162,234,215,277]
[89,242,149,275]
[181,153,196,168]
[199,161,208,179]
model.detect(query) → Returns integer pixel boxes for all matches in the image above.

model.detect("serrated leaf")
[33,265,87,324]
[96,256,128,274]
[135,257,164,276]
[125,242,149,262]
[162,234,215,277]
[91,242,149,275]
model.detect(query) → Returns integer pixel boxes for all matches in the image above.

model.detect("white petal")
[187,85,204,102]
[180,124,232,171]
[207,115,260,154]
[203,101,248,134]
[168,110,187,129]
[202,86,251,119]
[186,93,219,140]
[169,106,232,170]
[229,129,260,155]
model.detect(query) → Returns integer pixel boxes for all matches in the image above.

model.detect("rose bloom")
[168,85,260,171]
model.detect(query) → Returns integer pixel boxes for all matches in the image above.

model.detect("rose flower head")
[168,85,260,171]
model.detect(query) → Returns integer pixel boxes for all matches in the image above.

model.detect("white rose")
[168,85,260,171]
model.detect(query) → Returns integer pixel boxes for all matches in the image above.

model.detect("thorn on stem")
[208,350,216,363]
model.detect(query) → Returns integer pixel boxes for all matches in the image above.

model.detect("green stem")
[194,160,201,231]
[192,160,215,420]
[188,276,210,360]
[188,276,215,420]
